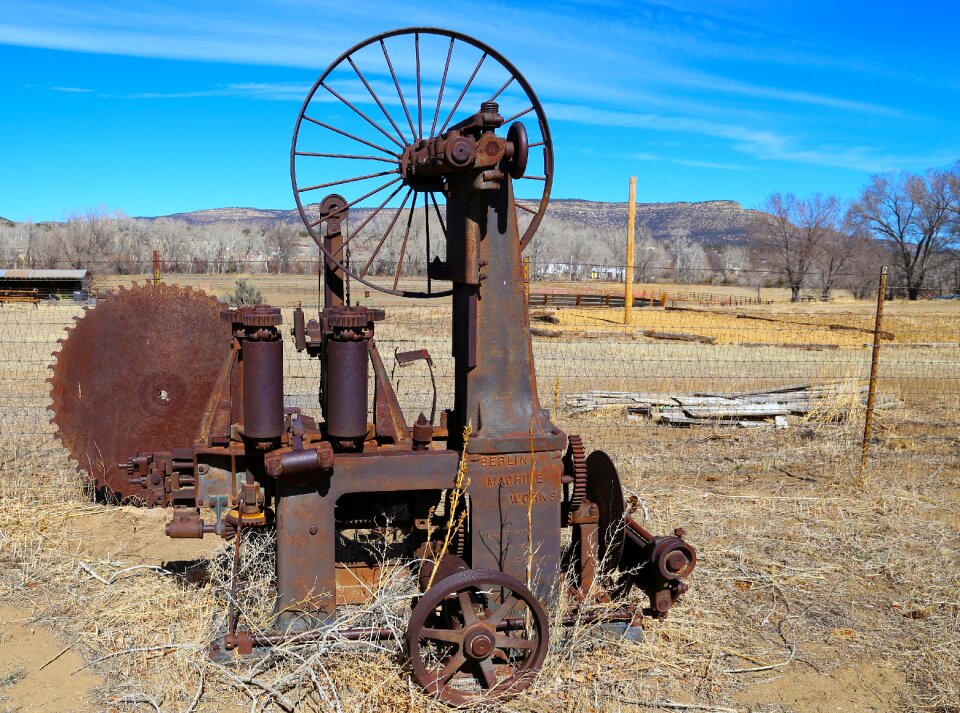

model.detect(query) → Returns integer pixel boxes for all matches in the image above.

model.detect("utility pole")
[624,176,636,325]
[152,250,161,286]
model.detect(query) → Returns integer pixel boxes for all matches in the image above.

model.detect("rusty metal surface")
[290,28,554,299]
[324,339,368,439]
[584,450,626,572]
[274,449,460,624]
[370,341,411,444]
[240,338,284,440]
[49,283,230,499]
[58,28,701,705]
[467,450,562,599]
[407,568,549,706]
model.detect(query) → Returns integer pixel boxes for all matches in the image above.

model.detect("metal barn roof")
[0,269,90,280]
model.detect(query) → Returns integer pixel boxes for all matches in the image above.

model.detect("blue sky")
[1,0,958,222]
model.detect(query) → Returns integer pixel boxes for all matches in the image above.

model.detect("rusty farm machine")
[49,28,696,705]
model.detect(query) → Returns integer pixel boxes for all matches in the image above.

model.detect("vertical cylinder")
[242,338,284,439]
[326,339,368,439]
[625,176,636,325]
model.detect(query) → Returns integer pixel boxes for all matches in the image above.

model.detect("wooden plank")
[643,329,716,344]
[709,383,811,398]
[682,404,790,418]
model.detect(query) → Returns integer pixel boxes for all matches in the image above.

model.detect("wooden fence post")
[859,266,888,484]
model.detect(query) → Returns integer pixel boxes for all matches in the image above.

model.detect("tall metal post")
[152,250,161,286]
[859,265,887,484]
[624,176,636,325]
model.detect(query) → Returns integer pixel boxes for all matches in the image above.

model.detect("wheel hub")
[462,624,496,660]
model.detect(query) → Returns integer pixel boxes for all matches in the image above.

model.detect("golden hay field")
[0,278,957,712]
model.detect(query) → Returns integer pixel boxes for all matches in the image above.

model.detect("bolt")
[309,525,318,536]
[666,551,687,574]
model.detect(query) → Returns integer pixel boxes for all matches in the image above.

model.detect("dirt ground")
[0,605,102,712]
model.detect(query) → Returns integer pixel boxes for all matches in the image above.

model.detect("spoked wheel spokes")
[291,28,553,299]
[407,568,549,706]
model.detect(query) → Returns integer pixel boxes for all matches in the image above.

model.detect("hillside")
[140,198,757,247]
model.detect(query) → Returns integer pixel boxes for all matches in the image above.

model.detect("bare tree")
[667,229,707,284]
[753,192,840,302]
[264,222,300,273]
[57,208,117,270]
[848,169,958,299]
[151,219,190,273]
[114,216,153,273]
[632,223,660,283]
[814,229,857,299]
[716,245,749,284]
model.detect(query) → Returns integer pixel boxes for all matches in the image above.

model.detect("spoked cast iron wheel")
[291,27,553,298]
[407,568,549,706]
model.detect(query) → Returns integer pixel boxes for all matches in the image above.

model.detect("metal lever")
[393,348,437,424]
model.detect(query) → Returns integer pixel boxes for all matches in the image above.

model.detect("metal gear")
[564,434,588,524]
[48,283,231,501]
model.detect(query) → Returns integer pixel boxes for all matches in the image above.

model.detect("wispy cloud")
[554,102,940,173]
[117,82,311,101]
[630,152,748,171]
[50,85,92,93]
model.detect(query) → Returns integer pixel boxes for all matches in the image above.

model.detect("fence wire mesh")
[1,266,957,490]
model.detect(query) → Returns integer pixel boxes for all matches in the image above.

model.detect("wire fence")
[0,264,957,486]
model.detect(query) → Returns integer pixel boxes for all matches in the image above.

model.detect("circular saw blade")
[49,283,231,501]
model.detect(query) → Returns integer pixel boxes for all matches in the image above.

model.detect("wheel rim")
[291,28,553,299]
[407,568,549,705]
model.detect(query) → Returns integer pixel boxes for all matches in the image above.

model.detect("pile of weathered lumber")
[565,382,901,427]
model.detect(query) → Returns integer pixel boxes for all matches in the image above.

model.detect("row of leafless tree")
[0,211,305,275]
[2,162,957,300]
[753,161,960,301]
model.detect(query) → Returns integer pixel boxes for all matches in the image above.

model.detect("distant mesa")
[136,198,755,247]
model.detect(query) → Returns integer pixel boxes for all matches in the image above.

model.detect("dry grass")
[549,303,960,348]
[0,286,957,711]
[1,417,957,712]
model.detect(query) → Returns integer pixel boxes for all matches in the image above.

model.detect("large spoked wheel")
[291,27,554,298]
[407,568,549,706]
